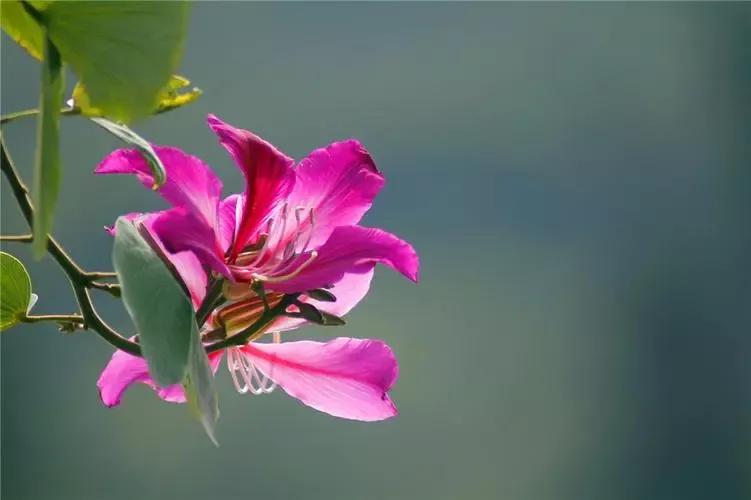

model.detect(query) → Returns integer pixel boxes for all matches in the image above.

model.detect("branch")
[22,313,84,323]
[1,233,34,243]
[0,107,80,125]
[1,134,141,356]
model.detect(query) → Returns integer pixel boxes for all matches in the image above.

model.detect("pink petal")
[107,212,209,309]
[289,140,384,248]
[96,146,222,227]
[149,208,231,279]
[271,269,374,332]
[97,345,224,407]
[207,115,295,260]
[269,225,419,294]
[217,194,241,254]
[241,337,399,421]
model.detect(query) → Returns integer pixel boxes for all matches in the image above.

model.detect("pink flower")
[95,115,418,421]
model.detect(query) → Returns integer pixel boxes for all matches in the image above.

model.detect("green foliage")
[184,333,220,446]
[42,1,191,123]
[112,218,195,386]
[112,219,219,441]
[90,118,166,189]
[0,0,44,59]
[0,252,33,331]
[32,35,63,258]
[72,75,202,117]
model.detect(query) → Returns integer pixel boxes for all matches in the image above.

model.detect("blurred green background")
[2,3,751,499]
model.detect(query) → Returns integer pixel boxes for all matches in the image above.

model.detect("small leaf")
[71,75,201,117]
[0,252,33,331]
[90,117,166,189]
[184,332,220,446]
[0,0,44,60]
[297,303,325,325]
[32,34,64,258]
[320,311,346,326]
[112,218,193,386]
[42,1,191,123]
[305,288,337,302]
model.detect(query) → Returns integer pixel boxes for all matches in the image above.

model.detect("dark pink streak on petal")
[241,337,399,421]
[96,146,222,227]
[269,225,419,294]
[97,342,224,407]
[289,139,384,248]
[207,114,295,260]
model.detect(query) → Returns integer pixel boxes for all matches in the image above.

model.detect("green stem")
[0,107,79,125]
[22,313,84,324]
[1,135,141,356]
[195,278,225,328]
[0,233,33,242]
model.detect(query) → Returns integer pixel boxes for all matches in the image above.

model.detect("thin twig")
[0,233,33,242]
[22,313,84,323]
[1,135,141,356]
[0,107,80,125]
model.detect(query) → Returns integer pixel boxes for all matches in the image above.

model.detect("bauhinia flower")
[95,115,419,421]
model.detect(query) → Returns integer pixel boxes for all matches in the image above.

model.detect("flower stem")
[1,135,141,356]
[195,278,225,327]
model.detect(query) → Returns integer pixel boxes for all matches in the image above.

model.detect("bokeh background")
[2,3,750,499]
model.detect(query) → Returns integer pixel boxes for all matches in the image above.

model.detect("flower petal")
[269,225,419,293]
[207,115,295,260]
[289,140,384,248]
[96,146,222,227]
[217,194,241,254]
[97,346,224,407]
[271,269,374,332]
[241,337,399,421]
[149,208,231,279]
[107,212,209,309]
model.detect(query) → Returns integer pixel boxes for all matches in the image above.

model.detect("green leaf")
[0,0,44,60]
[184,333,220,446]
[71,75,202,118]
[0,252,33,331]
[305,288,337,302]
[112,218,194,386]
[43,1,191,123]
[90,117,166,189]
[32,34,64,258]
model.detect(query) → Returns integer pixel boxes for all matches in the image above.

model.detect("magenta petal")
[149,208,231,279]
[217,194,241,254]
[289,140,384,248]
[207,115,295,259]
[242,337,399,421]
[96,146,222,227]
[271,269,374,332]
[97,346,224,407]
[270,225,419,293]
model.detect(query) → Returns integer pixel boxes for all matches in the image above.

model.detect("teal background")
[2,3,751,499]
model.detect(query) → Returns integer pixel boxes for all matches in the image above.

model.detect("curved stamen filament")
[226,344,278,395]
[252,250,318,283]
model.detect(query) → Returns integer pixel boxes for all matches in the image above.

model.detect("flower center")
[230,205,317,283]
[226,332,280,395]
